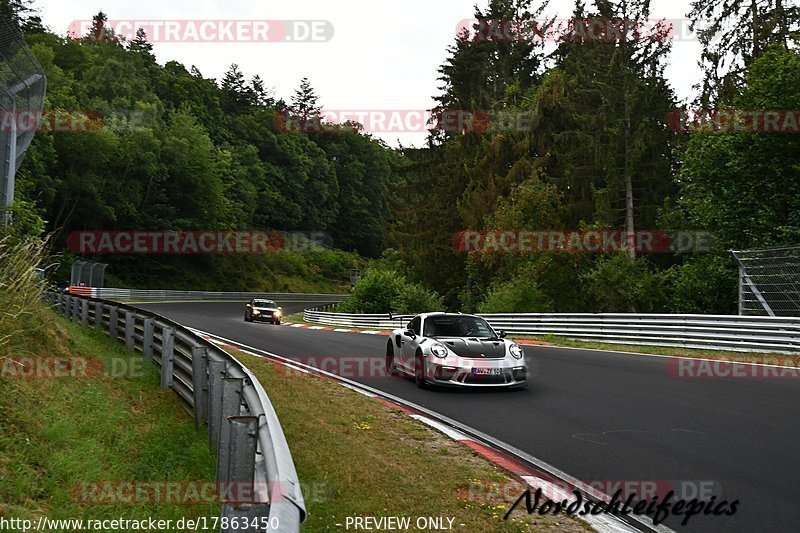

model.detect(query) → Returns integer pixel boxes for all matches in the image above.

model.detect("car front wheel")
[414,353,427,388]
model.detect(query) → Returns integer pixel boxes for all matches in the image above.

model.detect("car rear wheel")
[414,353,427,388]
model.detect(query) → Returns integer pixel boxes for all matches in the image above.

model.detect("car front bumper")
[425,361,527,388]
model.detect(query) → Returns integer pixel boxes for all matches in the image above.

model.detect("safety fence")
[731,246,800,317]
[0,14,46,227]
[67,287,348,303]
[304,305,800,354]
[45,291,306,532]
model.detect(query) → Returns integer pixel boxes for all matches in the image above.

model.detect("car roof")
[417,312,480,320]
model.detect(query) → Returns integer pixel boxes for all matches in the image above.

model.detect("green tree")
[689,0,800,105]
[677,47,800,248]
[290,76,322,131]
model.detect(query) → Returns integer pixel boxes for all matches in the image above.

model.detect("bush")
[668,254,738,314]
[337,268,444,314]
[392,282,444,314]
[305,249,361,281]
[477,276,553,313]
[336,269,407,313]
[583,253,667,312]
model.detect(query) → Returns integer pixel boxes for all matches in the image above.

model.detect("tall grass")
[0,236,61,357]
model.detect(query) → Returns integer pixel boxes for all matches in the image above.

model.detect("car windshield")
[253,300,275,307]
[423,315,496,338]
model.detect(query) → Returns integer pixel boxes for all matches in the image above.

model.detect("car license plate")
[472,368,501,375]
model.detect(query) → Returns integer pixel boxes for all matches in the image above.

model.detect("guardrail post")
[125,311,135,352]
[143,318,154,361]
[94,301,103,328]
[191,346,208,429]
[81,299,88,327]
[160,327,174,389]
[207,359,227,450]
[69,296,78,321]
[216,378,244,483]
[108,306,118,340]
[221,416,262,521]
[57,292,64,314]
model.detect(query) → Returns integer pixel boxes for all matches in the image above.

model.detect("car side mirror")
[404,329,415,338]
[498,330,507,338]
[278,306,283,310]
[246,304,252,308]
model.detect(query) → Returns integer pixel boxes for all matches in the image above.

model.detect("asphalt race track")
[137,301,800,533]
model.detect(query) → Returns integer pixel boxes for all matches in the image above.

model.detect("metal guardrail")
[45,290,306,532]
[304,304,414,329]
[73,287,348,303]
[304,306,800,354]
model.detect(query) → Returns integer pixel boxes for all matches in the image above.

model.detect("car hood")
[437,337,506,359]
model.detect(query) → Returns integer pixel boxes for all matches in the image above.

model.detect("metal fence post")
[191,346,209,429]
[738,266,745,316]
[94,301,103,328]
[125,311,135,352]
[216,378,244,483]
[143,318,154,361]
[160,327,174,389]
[81,299,88,327]
[70,296,78,321]
[108,306,118,340]
[207,359,227,450]
[222,416,260,511]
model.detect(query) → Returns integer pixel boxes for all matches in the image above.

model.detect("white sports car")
[386,312,527,388]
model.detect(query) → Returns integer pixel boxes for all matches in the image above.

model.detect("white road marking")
[410,414,470,441]
[340,383,377,397]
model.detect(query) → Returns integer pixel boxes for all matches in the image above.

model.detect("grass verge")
[234,349,593,532]
[0,311,218,525]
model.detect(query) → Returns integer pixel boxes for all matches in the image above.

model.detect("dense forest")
[4,7,397,290]
[385,0,800,314]
[3,0,800,313]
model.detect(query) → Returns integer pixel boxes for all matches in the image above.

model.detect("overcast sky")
[37,0,703,147]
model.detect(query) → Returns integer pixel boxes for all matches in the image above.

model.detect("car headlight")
[430,343,448,358]
[274,310,282,316]
[509,344,524,359]
[252,309,260,316]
